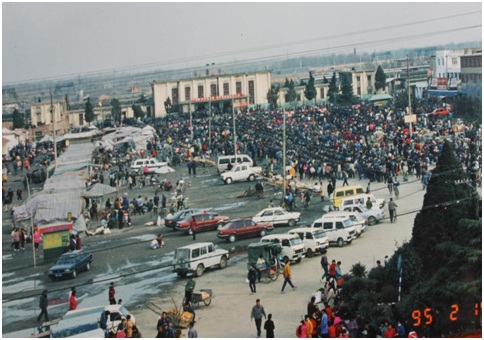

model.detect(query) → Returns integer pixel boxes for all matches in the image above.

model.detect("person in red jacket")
[69,290,77,310]
[329,260,337,278]
[384,323,396,338]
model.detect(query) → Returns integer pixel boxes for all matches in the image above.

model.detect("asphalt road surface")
[2,161,436,336]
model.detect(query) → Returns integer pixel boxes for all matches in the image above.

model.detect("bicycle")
[259,264,279,283]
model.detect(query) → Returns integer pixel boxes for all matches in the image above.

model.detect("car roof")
[261,233,297,239]
[176,242,215,250]
[289,227,324,233]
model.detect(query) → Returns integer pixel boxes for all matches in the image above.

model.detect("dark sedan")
[217,218,274,243]
[48,250,93,280]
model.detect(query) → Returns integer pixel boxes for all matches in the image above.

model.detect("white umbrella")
[154,166,176,174]
[82,183,117,198]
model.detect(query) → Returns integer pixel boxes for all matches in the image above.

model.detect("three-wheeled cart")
[247,242,281,283]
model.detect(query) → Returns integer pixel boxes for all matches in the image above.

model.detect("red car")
[431,108,450,116]
[217,218,274,243]
[176,212,230,234]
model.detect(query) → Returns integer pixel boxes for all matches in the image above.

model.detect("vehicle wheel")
[295,257,302,263]
[259,229,267,237]
[271,270,279,281]
[306,248,314,258]
[261,273,271,284]
[368,216,377,226]
[219,256,228,269]
[288,219,296,227]
[203,298,212,306]
[72,270,77,278]
[347,240,353,245]
[248,174,255,182]
[228,234,236,243]
[337,238,345,248]
[195,264,204,277]
[224,177,232,185]
[177,272,187,278]
[166,314,175,327]
[86,262,91,271]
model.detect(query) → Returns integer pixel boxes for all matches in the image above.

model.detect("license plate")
[55,274,62,278]
[298,253,302,258]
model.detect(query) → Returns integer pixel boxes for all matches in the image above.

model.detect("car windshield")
[343,219,352,228]
[313,230,327,239]
[175,249,190,260]
[290,238,303,246]
[57,256,76,265]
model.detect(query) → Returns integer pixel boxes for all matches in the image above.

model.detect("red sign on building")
[437,78,448,90]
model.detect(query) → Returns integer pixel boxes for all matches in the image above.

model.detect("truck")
[220,163,262,184]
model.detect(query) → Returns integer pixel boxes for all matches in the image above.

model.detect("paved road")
[2,161,429,336]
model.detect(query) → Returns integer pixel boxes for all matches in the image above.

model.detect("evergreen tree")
[323,76,328,84]
[164,97,172,113]
[84,98,95,124]
[12,109,25,129]
[266,84,279,108]
[284,77,290,88]
[132,104,145,120]
[339,76,354,105]
[285,79,297,105]
[375,65,386,93]
[304,72,317,105]
[411,141,476,272]
[327,72,339,104]
[136,93,147,104]
[110,98,122,124]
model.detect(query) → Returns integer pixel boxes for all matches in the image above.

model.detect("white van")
[323,210,367,236]
[339,193,385,210]
[288,227,329,258]
[216,154,253,173]
[311,216,356,247]
[260,233,305,263]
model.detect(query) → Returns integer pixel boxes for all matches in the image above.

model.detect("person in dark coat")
[248,266,257,293]
[264,313,275,338]
[37,290,49,322]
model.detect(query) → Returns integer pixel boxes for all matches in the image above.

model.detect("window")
[320,88,325,98]
[210,84,217,97]
[198,85,204,98]
[248,80,255,104]
[236,81,242,94]
[345,190,353,196]
[306,232,313,239]
[208,244,214,252]
[282,239,290,246]
[452,58,457,65]
[192,248,200,258]
[172,88,178,105]
[262,211,273,217]
[223,83,229,95]
[336,222,344,229]
[323,222,333,230]
[79,113,84,126]
[185,87,191,101]
[200,247,207,256]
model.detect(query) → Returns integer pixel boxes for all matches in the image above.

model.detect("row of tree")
[266,66,386,108]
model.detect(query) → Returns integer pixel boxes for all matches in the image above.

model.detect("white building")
[152,71,272,116]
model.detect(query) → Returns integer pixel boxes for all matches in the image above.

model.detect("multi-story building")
[460,49,482,97]
[30,100,69,141]
[152,71,271,116]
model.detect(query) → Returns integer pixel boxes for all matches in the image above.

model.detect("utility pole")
[208,97,212,148]
[26,176,36,267]
[232,98,237,156]
[406,55,413,138]
[282,106,286,198]
[50,90,58,169]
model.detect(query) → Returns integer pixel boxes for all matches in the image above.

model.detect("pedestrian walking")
[69,290,77,310]
[388,198,398,223]
[281,261,296,293]
[33,227,41,252]
[342,171,349,187]
[19,228,26,250]
[12,228,20,252]
[16,188,22,200]
[320,248,329,281]
[248,266,257,293]
[264,313,275,338]
[108,282,116,305]
[250,299,267,338]
[37,290,49,322]
[190,216,197,240]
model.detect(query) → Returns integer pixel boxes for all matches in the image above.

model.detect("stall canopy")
[82,183,117,198]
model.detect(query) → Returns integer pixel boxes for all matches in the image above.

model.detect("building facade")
[152,71,272,116]
[30,101,69,141]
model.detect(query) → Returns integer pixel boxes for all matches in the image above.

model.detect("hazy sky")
[2,2,482,84]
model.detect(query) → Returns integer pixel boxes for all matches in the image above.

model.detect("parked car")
[176,212,230,234]
[172,242,229,277]
[341,204,386,225]
[311,216,355,247]
[324,210,367,236]
[217,218,274,243]
[431,108,450,116]
[165,209,206,230]
[130,158,168,174]
[48,250,93,280]
[260,234,306,264]
[252,207,301,227]
[288,227,329,258]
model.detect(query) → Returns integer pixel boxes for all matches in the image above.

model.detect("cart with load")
[191,289,213,309]
[247,242,281,283]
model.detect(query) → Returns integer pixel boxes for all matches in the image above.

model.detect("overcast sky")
[2,2,482,84]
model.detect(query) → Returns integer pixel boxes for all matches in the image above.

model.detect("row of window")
[461,74,482,83]
[171,81,256,105]
[461,57,482,68]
